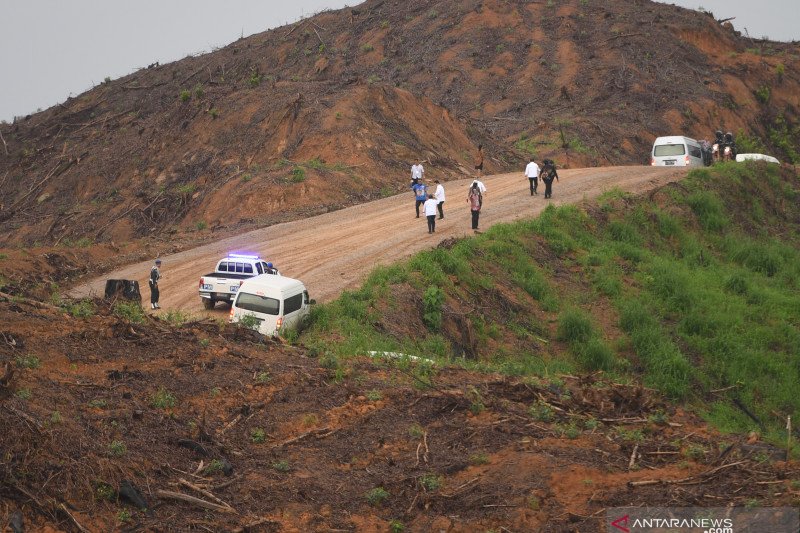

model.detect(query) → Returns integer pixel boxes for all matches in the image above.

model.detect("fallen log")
[156,489,237,513]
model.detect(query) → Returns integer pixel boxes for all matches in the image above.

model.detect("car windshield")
[654,144,685,156]
[235,292,280,315]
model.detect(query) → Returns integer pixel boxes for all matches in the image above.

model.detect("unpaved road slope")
[70,166,687,314]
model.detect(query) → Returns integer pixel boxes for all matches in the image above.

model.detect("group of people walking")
[411,153,560,235]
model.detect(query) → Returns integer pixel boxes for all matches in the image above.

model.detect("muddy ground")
[1,293,799,532]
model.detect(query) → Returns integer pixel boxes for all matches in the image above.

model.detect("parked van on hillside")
[230,275,314,336]
[651,136,706,167]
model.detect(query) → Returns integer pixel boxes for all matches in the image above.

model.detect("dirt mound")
[1,293,797,532]
[1,0,798,247]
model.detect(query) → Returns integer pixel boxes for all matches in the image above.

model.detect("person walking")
[474,144,484,176]
[410,161,424,184]
[541,159,559,199]
[434,179,445,219]
[471,178,486,208]
[423,194,438,234]
[149,259,162,310]
[467,182,482,231]
[412,179,427,218]
[524,157,540,196]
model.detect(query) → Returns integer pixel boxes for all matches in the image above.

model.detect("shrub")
[66,299,95,318]
[366,389,382,401]
[389,520,405,533]
[237,313,260,331]
[420,474,441,491]
[14,354,40,369]
[289,166,306,183]
[422,286,445,330]
[112,301,145,324]
[209,108,219,119]
[194,84,204,98]
[251,428,266,444]
[151,388,176,409]
[754,86,770,104]
[179,90,191,102]
[272,460,291,472]
[365,487,389,506]
[196,221,207,231]
[248,72,261,87]
[109,441,127,457]
[557,309,594,344]
[361,43,374,53]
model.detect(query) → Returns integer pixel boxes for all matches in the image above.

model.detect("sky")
[0,0,797,122]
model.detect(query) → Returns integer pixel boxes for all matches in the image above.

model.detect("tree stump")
[104,280,141,302]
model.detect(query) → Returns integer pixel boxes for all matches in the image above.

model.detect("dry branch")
[59,503,90,533]
[178,478,235,511]
[0,128,8,156]
[628,460,747,487]
[156,489,237,513]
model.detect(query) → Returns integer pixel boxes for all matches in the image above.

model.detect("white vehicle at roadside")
[651,136,706,167]
[198,254,280,309]
[229,275,314,336]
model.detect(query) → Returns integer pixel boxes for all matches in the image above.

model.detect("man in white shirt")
[411,161,424,184]
[433,180,445,219]
[524,157,540,196]
[423,194,439,234]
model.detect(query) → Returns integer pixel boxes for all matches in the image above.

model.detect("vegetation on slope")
[303,161,800,445]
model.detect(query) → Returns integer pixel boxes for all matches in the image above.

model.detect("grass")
[365,487,389,506]
[301,162,800,444]
[108,440,127,457]
[151,388,176,409]
[14,354,40,369]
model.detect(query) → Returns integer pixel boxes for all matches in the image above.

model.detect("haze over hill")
[0,0,798,247]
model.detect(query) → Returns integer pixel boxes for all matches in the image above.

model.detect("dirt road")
[70,166,687,314]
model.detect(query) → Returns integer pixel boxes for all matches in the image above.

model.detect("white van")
[651,136,705,167]
[229,275,314,336]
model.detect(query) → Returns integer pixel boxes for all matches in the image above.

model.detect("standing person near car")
[524,157,540,196]
[423,194,439,234]
[149,259,162,310]
[411,161,424,185]
[541,159,559,199]
[412,179,427,218]
[467,182,482,232]
[433,179,446,219]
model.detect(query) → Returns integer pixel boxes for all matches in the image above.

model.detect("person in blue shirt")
[411,179,428,218]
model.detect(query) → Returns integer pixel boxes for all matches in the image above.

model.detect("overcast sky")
[0,0,796,122]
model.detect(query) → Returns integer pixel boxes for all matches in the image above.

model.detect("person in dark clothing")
[474,144,484,176]
[149,259,162,310]
[541,159,559,199]
[467,182,482,231]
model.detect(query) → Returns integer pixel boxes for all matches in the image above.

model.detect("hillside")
[1,0,799,247]
[2,162,799,532]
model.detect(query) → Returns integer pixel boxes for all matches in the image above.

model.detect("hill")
[0,0,799,248]
[2,162,799,532]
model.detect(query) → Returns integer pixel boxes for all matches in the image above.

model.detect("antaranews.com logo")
[607,507,798,532]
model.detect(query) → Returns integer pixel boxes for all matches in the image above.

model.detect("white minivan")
[651,136,705,167]
[230,275,314,336]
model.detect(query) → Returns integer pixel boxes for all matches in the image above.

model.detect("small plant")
[236,313,260,331]
[564,423,580,440]
[529,401,555,422]
[251,427,266,444]
[469,453,490,465]
[194,84,204,98]
[96,482,115,501]
[302,414,319,427]
[428,9,439,19]
[255,371,270,384]
[289,166,306,183]
[199,338,210,348]
[179,89,191,102]
[195,220,207,231]
[109,440,127,457]
[210,387,221,398]
[683,444,705,461]
[104,76,112,84]
[422,286,445,330]
[389,520,405,533]
[209,108,219,119]
[467,386,485,415]
[88,399,108,409]
[203,459,225,475]
[151,388,176,409]
[50,411,63,424]
[66,299,95,318]
[420,474,441,491]
[648,410,669,425]
[272,460,291,472]
[162,309,190,325]
[335,112,342,120]
[583,417,599,430]
[249,72,261,87]
[776,63,785,82]
[408,424,424,438]
[15,354,40,369]
[241,173,252,182]
[366,389,383,401]
[113,301,145,324]
[361,43,374,53]
[754,85,771,104]
[365,487,389,506]
[15,389,31,400]
[117,509,132,523]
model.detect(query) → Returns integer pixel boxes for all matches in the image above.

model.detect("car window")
[654,144,685,156]
[235,292,280,315]
[256,263,263,274]
[284,293,303,314]
[244,264,253,274]
[218,262,228,272]
[689,146,702,158]
[235,262,244,273]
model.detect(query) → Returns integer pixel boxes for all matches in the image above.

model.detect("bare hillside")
[0,0,798,247]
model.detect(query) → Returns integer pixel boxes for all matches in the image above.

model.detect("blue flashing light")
[228,253,260,260]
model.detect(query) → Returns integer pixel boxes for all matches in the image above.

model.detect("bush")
[179,90,191,102]
[66,299,95,318]
[365,487,389,506]
[754,86,770,104]
[422,286,445,330]
[289,166,306,183]
[151,388,176,409]
[557,309,594,344]
[113,301,145,324]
